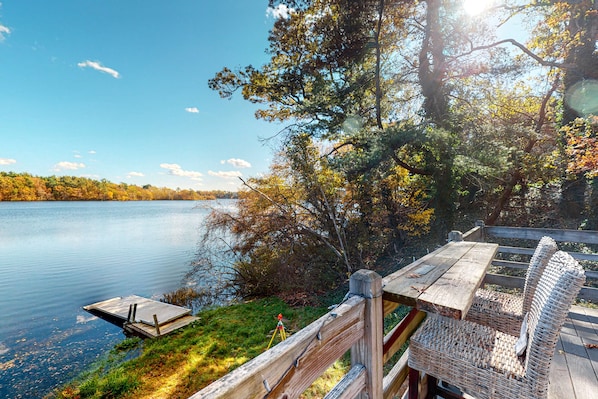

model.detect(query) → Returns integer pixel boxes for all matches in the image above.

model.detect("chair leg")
[409,368,420,399]
[426,375,437,399]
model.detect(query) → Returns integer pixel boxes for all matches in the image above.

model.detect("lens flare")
[463,0,492,16]
[565,80,598,116]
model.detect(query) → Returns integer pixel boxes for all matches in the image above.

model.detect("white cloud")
[222,158,251,168]
[0,24,10,41]
[185,107,199,114]
[266,4,294,19]
[208,170,242,179]
[0,158,16,165]
[88,150,96,154]
[53,161,85,171]
[127,171,145,178]
[77,60,120,79]
[160,163,203,181]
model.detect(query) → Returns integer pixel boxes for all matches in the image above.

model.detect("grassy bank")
[48,297,348,399]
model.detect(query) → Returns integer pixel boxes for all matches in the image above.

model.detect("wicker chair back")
[524,251,586,388]
[522,236,558,314]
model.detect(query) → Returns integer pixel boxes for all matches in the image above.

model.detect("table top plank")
[417,242,498,319]
[382,242,476,306]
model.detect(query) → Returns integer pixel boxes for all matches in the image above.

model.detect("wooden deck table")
[382,240,498,399]
[382,240,498,319]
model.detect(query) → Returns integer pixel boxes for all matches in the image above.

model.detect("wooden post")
[350,269,383,399]
[475,220,486,242]
[409,368,419,399]
[127,304,133,323]
[448,230,463,242]
[132,303,137,322]
[153,314,161,336]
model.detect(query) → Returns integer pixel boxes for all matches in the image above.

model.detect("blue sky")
[0,1,289,191]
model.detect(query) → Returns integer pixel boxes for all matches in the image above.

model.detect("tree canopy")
[202,0,598,298]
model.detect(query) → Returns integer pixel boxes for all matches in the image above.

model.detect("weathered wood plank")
[498,245,598,262]
[324,364,366,399]
[383,299,400,317]
[562,334,596,399]
[568,252,598,262]
[484,226,598,244]
[576,307,598,336]
[577,286,598,303]
[126,315,199,338]
[461,226,483,242]
[383,242,475,307]
[561,316,578,337]
[548,306,598,399]
[492,259,598,279]
[84,295,191,326]
[548,338,574,399]
[383,349,409,399]
[497,245,535,255]
[383,309,425,363]
[491,259,529,270]
[190,295,366,399]
[581,335,598,382]
[483,273,525,289]
[575,307,598,380]
[569,310,598,338]
[483,275,598,302]
[561,330,591,358]
[417,243,498,319]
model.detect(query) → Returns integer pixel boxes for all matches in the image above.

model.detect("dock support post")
[127,304,133,323]
[132,303,137,322]
[153,314,161,336]
[350,269,383,399]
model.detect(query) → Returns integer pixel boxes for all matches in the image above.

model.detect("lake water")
[0,200,227,398]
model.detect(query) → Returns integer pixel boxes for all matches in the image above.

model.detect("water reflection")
[0,200,225,398]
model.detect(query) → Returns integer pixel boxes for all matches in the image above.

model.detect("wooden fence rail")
[190,270,386,399]
[190,270,424,399]
[463,223,598,302]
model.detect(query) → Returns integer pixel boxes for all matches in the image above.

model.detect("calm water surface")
[0,201,225,398]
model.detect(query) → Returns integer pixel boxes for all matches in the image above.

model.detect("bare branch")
[463,39,575,69]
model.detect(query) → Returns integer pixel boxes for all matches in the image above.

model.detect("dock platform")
[84,295,199,338]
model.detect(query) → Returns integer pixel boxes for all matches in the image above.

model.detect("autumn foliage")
[0,172,235,201]
[564,118,598,178]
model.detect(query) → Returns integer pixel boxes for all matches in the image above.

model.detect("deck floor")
[549,305,598,399]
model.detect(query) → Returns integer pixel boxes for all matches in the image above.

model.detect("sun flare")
[463,0,492,16]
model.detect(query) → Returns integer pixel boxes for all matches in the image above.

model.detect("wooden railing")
[190,269,423,399]
[461,222,598,302]
[189,224,597,398]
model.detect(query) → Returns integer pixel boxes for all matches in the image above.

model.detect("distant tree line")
[0,172,237,201]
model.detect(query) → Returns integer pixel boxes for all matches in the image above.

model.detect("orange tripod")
[266,313,287,350]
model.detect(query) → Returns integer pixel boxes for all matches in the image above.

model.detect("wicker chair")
[408,251,585,399]
[465,236,558,336]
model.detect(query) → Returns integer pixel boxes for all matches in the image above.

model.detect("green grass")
[48,297,341,399]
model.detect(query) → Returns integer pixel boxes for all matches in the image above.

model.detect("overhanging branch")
[463,39,575,69]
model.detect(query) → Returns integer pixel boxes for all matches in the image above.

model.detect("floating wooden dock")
[84,295,199,338]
